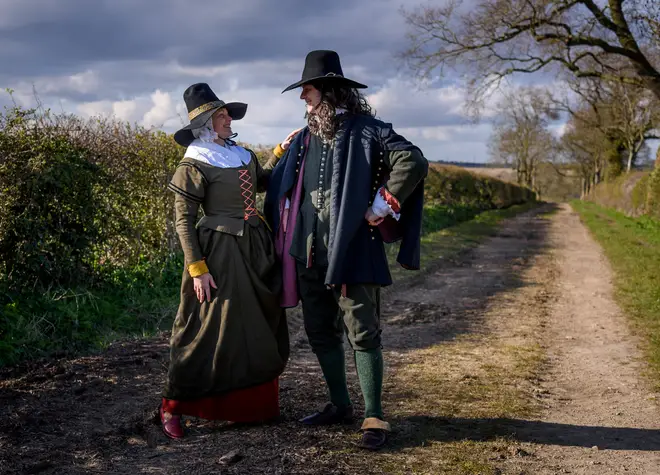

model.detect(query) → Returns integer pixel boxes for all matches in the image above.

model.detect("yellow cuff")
[273,143,286,159]
[187,260,209,277]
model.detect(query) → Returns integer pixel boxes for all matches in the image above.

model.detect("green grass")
[0,254,183,366]
[572,201,660,388]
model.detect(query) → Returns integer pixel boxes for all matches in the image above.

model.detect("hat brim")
[281,76,367,93]
[173,102,247,147]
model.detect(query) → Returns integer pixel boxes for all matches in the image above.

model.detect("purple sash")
[275,140,308,308]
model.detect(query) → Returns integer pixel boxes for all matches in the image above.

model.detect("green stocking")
[354,348,384,419]
[316,346,352,408]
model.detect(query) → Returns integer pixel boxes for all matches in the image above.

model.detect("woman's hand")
[281,127,303,151]
[193,272,217,303]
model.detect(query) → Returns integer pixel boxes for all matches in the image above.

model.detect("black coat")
[264,114,426,286]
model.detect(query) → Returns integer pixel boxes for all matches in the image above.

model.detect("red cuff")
[379,187,401,213]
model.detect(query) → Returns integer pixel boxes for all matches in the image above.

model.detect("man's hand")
[193,272,217,303]
[364,206,384,226]
[281,127,304,151]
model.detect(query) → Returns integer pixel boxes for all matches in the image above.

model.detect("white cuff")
[285,198,291,210]
[372,187,400,221]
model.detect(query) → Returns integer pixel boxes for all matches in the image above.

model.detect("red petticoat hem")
[162,378,279,422]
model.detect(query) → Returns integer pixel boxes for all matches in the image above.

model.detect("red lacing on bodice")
[239,169,258,220]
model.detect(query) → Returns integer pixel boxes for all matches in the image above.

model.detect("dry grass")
[355,336,546,474]
[466,167,518,184]
[323,206,556,474]
[0,205,555,475]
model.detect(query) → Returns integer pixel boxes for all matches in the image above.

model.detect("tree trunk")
[581,177,589,198]
[595,153,602,185]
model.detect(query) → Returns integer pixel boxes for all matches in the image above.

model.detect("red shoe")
[160,406,184,439]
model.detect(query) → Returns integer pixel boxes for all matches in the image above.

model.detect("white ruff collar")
[184,139,252,168]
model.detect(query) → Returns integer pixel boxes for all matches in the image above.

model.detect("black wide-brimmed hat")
[282,50,367,93]
[174,83,247,147]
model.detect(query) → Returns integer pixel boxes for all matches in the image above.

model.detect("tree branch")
[579,0,619,32]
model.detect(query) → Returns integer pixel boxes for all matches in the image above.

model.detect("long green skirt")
[163,221,289,402]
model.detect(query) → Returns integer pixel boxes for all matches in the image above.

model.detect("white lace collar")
[184,139,252,169]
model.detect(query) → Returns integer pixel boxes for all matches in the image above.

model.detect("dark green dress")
[163,151,289,420]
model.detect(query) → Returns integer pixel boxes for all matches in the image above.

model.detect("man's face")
[212,108,232,139]
[300,84,322,114]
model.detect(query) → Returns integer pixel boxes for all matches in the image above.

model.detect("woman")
[160,83,293,439]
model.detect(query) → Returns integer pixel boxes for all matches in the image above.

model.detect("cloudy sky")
[0,0,579,163]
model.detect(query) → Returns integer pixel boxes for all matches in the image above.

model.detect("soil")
[1,203,658,474]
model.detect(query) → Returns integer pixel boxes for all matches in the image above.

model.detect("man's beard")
[307,100,338,142]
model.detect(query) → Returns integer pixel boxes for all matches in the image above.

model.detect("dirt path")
[510,204,660,474]
[1,204,659,474]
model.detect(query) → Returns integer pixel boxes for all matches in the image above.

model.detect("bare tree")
[602,81,660,171]
[629,0,660,46]
[400,0,660,103]
[550,76,660,174]
[489,87,557,193]
[560,112,611,195]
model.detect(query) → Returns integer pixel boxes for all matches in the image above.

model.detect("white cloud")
[142,90,175,128]
[399,123,494,163]
[112,100,138,122]
[66,70,100,94]
[367,77,468,127]
[9,59,500,163]
[11,70,101,99]
[77,100,113,118]
[31,75,495,163]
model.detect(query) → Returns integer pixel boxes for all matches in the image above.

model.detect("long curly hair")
[307,81,374,142]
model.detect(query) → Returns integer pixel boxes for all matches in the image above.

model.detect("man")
[265,50,428,450]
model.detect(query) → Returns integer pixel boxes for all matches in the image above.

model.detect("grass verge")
[0,254,183,366]
[572,200,660,389]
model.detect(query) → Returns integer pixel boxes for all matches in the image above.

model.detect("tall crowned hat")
[282,50,367,93]
[174,83,247,147]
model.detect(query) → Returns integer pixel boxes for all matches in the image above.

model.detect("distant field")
[429,161,517,183]
[460,167,518,183]
[440,164,583,202]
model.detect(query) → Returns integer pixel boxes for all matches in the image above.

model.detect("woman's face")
[300,84,322,114]
[212,108,232,139]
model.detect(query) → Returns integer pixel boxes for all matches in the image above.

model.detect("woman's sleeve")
[168,162,209,277]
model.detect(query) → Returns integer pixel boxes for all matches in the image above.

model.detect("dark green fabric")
[381,148,426,204]
[297,264,343,352]
[355,348,384,419]
[169,157,266,245]
[163,193,289,401]
[297,263,381,352]
[316,346,352,408]
[289,134,334,267]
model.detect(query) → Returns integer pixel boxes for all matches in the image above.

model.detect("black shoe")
[358,429,388,450]
[299,403,354,426]
[358,417,391,450]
